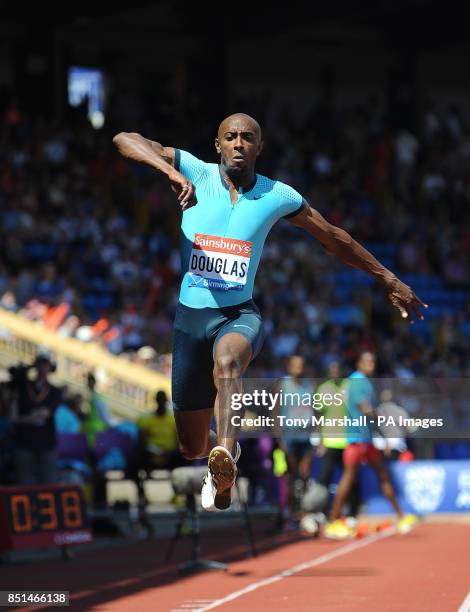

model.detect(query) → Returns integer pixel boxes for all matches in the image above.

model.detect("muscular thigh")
[171,300,264,410]
[214,304,265,362]
[172,326,217,412]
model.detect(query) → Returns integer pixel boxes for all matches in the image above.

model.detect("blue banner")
[361,460,470,514]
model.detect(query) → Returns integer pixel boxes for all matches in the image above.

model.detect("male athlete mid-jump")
[113,113,427,511]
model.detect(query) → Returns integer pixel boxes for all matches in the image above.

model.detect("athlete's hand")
[385,276,428,322]
[168,170,197,210]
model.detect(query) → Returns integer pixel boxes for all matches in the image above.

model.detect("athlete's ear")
[257,139,264,157]
[215,137,221,154]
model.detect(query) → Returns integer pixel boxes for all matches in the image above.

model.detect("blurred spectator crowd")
[0,356,183,507]
[0,92,469,380]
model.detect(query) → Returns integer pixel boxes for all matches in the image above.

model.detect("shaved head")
[215,113,263,181]
[217,113,262,141]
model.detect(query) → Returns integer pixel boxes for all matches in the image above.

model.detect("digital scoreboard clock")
[0,484,92,552]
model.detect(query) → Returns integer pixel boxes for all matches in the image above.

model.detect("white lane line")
[172,600,214,611]
[197,527,398,612]
[458,591,470,612]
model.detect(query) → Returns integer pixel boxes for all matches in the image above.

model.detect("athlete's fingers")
[397,304,408,319]
[180,184,195,207]
[404,301,420,324]
[181,200,197,211]
[178,182,194,203]
[399,303,409,320]
[411,299,425,321]
[186,185,196,204]
[181,193,196,209]
[390,293,409,320]
[405,299,416,321]
[184,184,193,201]
[178,184,189,201]
[413,293,428,309]
[181,189,197,211]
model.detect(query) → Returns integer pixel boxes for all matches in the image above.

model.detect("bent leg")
[213,332,252,455]
[329,463,359,521]
[317,447,337,488]
[285,451,299,514]
[298,448,313,492]
[172,314,218,460]
[174,408,217,460]
[370,456,403,517]
[348,474,362,518]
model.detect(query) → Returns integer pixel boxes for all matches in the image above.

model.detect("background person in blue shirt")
[55,393,84,434]
[326,352,417,538]
[277,355,315,520]
[114,114,427,512]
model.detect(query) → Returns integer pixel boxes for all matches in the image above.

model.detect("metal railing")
[0,309,171,419]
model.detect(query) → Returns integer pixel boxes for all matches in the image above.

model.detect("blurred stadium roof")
[0,0,467,48]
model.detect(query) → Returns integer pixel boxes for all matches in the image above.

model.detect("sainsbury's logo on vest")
[193,234,252,257]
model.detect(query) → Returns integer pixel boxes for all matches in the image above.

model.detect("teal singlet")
[175,149,304,309]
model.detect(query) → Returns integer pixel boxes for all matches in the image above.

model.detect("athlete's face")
[288,355,304,377]
[215,114,263,176]
[357,352,376,376]
[328,362,341,379]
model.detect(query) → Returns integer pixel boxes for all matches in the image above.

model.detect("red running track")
[1,522,469,611]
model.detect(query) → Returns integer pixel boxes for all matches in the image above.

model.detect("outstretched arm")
[289,203,428,322]
[112,132,196,209]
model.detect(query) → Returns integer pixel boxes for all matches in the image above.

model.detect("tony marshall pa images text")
[230,414,444,429]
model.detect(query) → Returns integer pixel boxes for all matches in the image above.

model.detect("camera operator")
[9,353,62,485]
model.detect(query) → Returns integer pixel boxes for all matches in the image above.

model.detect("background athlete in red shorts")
[325,352,418,537]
